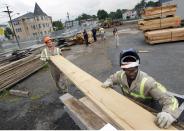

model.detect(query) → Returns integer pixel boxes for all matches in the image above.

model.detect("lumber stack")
[138,16,181,31]
[50,56,176,130]
[142,4,176,19]
[145,27,184,44]
[0,55,45,92]
[138,4,184,44]
[73,31,94,44]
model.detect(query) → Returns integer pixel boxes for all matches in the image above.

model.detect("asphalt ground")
[0,24,184,129]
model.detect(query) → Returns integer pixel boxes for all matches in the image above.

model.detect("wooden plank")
[60,93,107,130]
[50,56,176,130]
[80,97,121,129]
[9,89,30,97]
[0,62,45,92]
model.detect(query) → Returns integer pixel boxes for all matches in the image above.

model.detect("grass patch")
[30,95,41,100]
[0,89,10,98]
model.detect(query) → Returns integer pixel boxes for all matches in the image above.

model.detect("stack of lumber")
[142,4,176,19]
[73,31,94,44]
[145,27,184,44]
[138,16,181,31]
[138,4,184,44]
[50,56,177,130]
[0,55,45,92]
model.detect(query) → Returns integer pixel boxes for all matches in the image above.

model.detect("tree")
[115,9,122,19]
[4,27,13,40]
[75,13,93,21]
[134,0,146,17]
[109,11,116,19]
[52,21,64,31]
[146,1,160,7]
[97,10,108,20]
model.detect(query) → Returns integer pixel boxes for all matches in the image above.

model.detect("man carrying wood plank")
[40,36,68,94]
[102,48,182,129]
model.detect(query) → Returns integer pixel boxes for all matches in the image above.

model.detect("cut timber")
[9,89,30,97]
[0,55,45,91]
[80,97,121,129]
[50,56,176,130]
[145,27,184,44]
[138,16,181,31]
[142,4,176,19]
[60,93,107,130]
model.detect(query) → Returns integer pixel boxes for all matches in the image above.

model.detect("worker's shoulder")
[139,71,156,82]
[41,47,47,53]
[114,70,125,76]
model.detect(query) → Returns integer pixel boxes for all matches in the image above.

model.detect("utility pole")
[67,12,70,21]
[3,6,20,49]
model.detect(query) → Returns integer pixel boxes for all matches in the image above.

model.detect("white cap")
[120,55,139,69]
[121,61,139,69]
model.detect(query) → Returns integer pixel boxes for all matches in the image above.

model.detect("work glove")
[101,79,113,88]
[155,112,176,129]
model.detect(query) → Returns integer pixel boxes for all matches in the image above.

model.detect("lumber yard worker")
[102,48,181,129]
[99,27,105,40]
[92,28,97,42]
[40,36,68,94]
[83,29,89,47]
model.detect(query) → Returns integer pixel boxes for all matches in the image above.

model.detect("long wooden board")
[50,56,176,130]
[142,4,176,19]
[145,27,184,44]
[60,93,107,130]
[138,16,181,31]
[80,97,121,129]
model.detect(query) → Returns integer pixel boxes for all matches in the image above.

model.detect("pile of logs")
[138,4,184,44]
[0,55,45,92]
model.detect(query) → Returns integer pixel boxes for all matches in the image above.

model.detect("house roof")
[12,3,47,21]
[34,3,47,16]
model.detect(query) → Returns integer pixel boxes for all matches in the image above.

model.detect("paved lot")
[0,24,184,129]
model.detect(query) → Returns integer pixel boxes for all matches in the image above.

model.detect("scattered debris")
[9,89,30,97]
[138,50,149,53]
[61,47,71,51]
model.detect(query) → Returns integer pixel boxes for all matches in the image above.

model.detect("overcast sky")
[0,0,156,24]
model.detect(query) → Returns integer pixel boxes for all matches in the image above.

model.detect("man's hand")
[155,112,176,129]
[101,79,113,88]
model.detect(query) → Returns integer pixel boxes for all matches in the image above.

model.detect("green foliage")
[146,1,160,7]
[0,89,10,98]
[134,0,160,17]
[97,9,108,20]
[75,13,95,21]
[4,27,13,39]
[109,12,116,19]
[52,21,64,31]
[115,9,122,19]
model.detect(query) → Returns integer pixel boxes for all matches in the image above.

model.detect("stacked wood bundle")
[142,4,177,19]
[145,27,184,44]
[0,55,45,92]
[138,16,181,31]
[138,4,184,44]
[73,31,94,44]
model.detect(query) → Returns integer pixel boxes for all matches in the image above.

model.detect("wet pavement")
[0,24,184,129]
